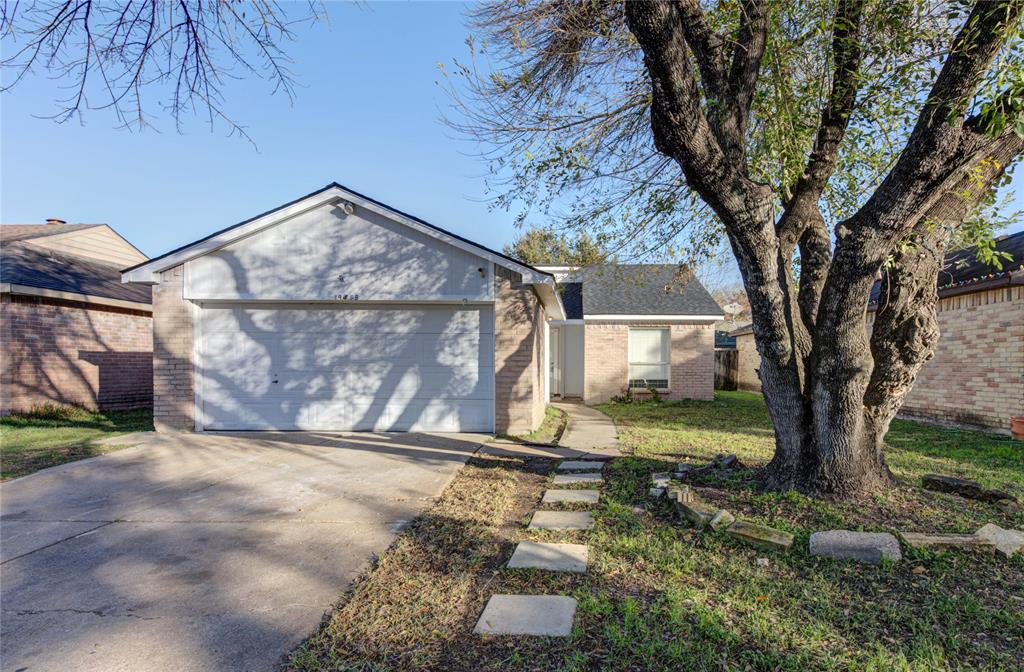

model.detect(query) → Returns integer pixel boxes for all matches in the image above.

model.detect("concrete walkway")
[553,402,620,455]
[1,430,483,672]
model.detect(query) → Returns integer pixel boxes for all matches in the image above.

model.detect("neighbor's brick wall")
[494,267,546,434]
[870,285,1024,430]
[0,293,152,414]
[734,285,1024,430]
[735,332,762,392]
[583,322,716,404]
[152,265,195,431]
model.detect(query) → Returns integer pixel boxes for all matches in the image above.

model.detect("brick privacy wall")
[0,294,152,413]
[734,333,762,392]
[584,322,715,404]
[734,285,1023,430]
[494,267,546,434]
[872,285,1023,430]
[152,265,195,431]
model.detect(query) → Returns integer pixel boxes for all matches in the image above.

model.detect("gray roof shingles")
[1,242,152,305]
[558,264,722,318]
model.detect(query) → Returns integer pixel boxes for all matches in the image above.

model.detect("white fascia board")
[584,314,724,322]
[533,282,567,320]
[122,185,553,286]
[549,318,585,325]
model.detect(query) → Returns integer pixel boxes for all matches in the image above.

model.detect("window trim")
[627,327,671,390]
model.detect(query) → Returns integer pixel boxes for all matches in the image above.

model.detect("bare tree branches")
[1,1,324,143]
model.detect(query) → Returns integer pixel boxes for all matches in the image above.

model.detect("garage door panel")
[198,304,495,432]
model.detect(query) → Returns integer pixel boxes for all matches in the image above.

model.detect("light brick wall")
[583,322,716,404]
[735,332,762,392]
[877,286,1023,430]
[0,294,152,414]
[152,265,195,431]
[494,267,546,434]
[733,285,1023,430]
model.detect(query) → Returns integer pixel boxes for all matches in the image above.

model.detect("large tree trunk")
[625,0,1024,499]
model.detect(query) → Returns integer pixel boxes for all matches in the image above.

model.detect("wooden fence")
[714,349,738,391]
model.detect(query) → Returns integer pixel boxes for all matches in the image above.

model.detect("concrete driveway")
[0,430,485,672]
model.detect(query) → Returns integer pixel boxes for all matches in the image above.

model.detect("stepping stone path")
[475,459,605,638]
[508,541,588,573]
[529,510,594,530]
[557,460,604,471]
[552,472,604,485]
[474,595,577,636]
[543,489,600,504]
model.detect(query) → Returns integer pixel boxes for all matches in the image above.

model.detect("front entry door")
[550,327,562,396]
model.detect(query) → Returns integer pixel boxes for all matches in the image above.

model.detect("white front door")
[550,327,562,396]
[195,303,495,432]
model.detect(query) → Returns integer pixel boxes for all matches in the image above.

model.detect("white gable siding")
[185,204,493,302]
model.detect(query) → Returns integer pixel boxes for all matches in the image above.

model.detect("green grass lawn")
[290,392,1023,671]
[501,404,569,445]
[0,406,153,480]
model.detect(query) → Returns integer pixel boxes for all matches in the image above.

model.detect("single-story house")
[121,184,722,434]
[1,221,153,414]
[731,230,1024,431]
[539,265,722,404]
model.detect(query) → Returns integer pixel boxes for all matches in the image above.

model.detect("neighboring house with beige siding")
[538,265,722,405]
[731,231,1024,431]
[1,222,153,414]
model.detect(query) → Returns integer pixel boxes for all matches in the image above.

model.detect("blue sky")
[2,1,1021,267]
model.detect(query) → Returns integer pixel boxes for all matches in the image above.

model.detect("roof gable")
[123,183,551,285]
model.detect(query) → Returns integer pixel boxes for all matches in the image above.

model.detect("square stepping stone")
[552,472,604,485]
[473,594,577,636]
[542,489,600,504]
[529,510,594,530]
[507,541,588,572]
[557,460,603,471]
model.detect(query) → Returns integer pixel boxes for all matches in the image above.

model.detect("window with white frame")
[628,328,670,389]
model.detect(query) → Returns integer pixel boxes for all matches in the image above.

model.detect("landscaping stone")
[712,453,746,469]
[557,460,602,471]
[756,557,770,568]
[921,474,1017,503]
[473,594,577,636]
[528,510,594,531]
[651,472,671,488]
[507,542,588,573]
[975,523,1024,558]
[725,520,795,551]
[809,531,901,565]
[709,509,736,531]
[542,489,600,505]
[649,487,665,499]
[666,484,694,503]
[675,499,718,528]
[899,531,994,553]
[552,472,604,485]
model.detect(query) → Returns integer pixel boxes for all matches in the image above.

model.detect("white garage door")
[195,304,494,432]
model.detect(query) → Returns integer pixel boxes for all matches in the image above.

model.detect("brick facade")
[734,285,1023,431]
[152,265,195,431]
[494,267,546,434]
[0,294,152,413]
[875,286,1023,430]
[583,322,716,404]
